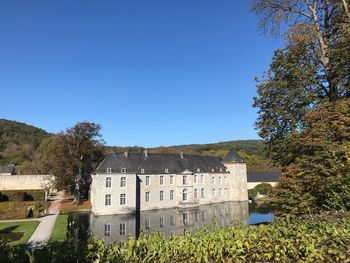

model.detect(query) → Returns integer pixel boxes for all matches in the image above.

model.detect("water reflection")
[67,201,274,244]
[89,201,249,243]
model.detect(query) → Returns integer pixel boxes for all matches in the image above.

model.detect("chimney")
[144,149,148,158]
[124,151,128,158]
[180,152,184,159]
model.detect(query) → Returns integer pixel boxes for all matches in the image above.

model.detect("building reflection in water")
[89,201,249,243]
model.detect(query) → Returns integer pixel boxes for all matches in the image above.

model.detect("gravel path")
[26,214,58,248]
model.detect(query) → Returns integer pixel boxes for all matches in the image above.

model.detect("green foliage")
[0,201,48,220]
[248,183,273,199]
[1,213,350,262]
[86,213,350,263]
[272,99,350,214]
[0,119,50,171]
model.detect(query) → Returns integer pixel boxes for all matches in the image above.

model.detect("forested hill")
[0,119,50,166]
[0,119,274,172]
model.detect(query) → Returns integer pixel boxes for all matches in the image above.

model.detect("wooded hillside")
[0,119,274,172]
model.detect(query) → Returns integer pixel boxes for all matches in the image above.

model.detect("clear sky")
[0,0,282,147]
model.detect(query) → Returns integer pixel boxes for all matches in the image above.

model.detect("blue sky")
[0,1,281,147]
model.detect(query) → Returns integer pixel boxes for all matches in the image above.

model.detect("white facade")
[91,154,248,216]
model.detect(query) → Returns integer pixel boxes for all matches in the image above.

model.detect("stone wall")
[0,174,54,191]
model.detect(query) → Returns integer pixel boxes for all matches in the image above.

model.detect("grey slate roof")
[247,172,280,182]
[95,152,228,174]
[0,164,15,174]
[222,149,244,163]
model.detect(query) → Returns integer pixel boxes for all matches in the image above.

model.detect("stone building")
[90,149,248,215]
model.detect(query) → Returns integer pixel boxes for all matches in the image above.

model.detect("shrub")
[0,190,46,202]
[248,183,273,199]
[0,201,48,220]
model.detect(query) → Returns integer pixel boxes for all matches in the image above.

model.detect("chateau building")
[90,149,248,215]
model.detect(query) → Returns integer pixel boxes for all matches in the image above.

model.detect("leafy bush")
[248,183,273,199]
[1,213,349,262]
[87,213,350,262]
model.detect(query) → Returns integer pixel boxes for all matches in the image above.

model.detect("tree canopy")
[252,0,350,213]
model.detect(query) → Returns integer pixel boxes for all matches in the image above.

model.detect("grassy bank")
[50,215,68,242]
[0,220,39,245]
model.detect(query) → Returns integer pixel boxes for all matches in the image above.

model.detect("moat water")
[66,201,274,243]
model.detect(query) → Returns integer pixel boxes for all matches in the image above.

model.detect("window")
[104,223,111,236]
[141,168,145,174]
[183,175,188,185]
[165,168,169,173]
[197,168,201,173]
[224,176,228,184]
[194,175,197,183]
[160,190,164,201]
[145,192,150,202]
[160,216,164,228]
[120,223,126,235]
[120,177,126,187]
[170,175,174,184]
[160,176,164,185]
[146,176,150,185]
[225,188,228,196]
[194,188,198,199]
[212,176,215,184]
[182,189,188,202]
[170,214,175,225]
[170,190,174,200]
[220,168,223,172]
[121,168,126,173]
[219,188,222,196]
[211,168,214,172]
[219,177,222,184]
[200,175,204,183]
[105,194,111,206]
[212,189,215,197]
[107,168,112,173]
[201,188,205,198]
[145,218,150,229]
[120,193,126,205]
[106,177,111,188]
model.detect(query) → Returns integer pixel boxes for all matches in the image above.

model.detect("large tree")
[42,122,104,203]
[252,0,350,212]
[253,0,350,165]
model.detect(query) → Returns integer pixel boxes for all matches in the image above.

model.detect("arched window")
[182,189,188,202]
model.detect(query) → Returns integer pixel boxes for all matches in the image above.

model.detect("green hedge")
[0,201,48,220]
[0,190,46,202]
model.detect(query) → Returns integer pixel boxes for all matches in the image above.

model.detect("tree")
[42,122,104,203]
[253,0,350,165]
[252,0,350,212]
[272,99,350,213]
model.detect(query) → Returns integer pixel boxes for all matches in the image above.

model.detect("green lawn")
[50,214,68,242]
[0,220,40,245]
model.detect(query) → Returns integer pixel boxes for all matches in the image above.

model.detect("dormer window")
[211,168,214,172]
[165,168,169,173]
[220,168,223,172]
[197,168,200,173]
[107,168,112,173]
[121,168,126,173]
[141,169,145,174]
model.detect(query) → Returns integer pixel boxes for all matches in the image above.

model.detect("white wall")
[247,182,278,190]
[0,174,53,191]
